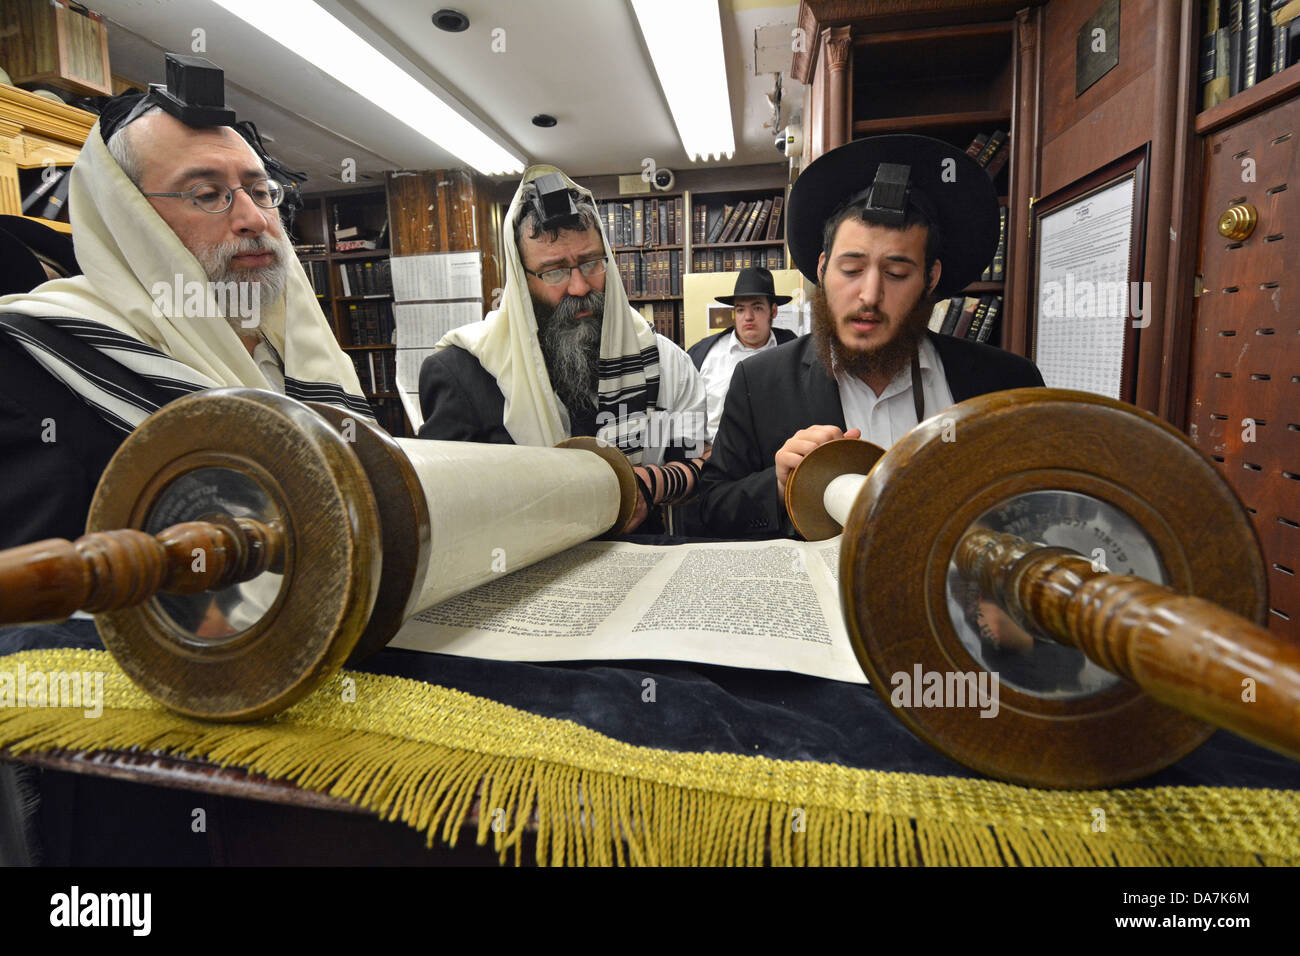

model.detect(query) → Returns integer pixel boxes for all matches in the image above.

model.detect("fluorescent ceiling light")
[631,0,734,162]
[212,0,524,176]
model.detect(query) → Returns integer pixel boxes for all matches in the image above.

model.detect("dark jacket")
[686,326,798,371]
[0,332,125,548]
[697,332,1045,539]
[417,345,514,443]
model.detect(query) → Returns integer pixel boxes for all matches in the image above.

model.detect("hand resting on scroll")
[775,426,862,498]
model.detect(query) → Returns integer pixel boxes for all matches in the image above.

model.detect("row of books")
[345,301,395,346]
[598,198,685,249]
[693,195,785,246]
[641,301,681,342]
[964,130,1011,179]
[304,259,331,297]
[1201,0,1300,109]
[928,294,1003,344]
[613,250,683,298]
[337,258,394,297]
[691,247,787,273]
[350,349,397,395]
[978,207,1009,283]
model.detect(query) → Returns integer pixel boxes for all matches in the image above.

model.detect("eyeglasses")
[523,257,606,286]
[141,178,285,214]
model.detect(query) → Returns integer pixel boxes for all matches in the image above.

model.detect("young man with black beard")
[698,135,1043,539]
[418,166,707,532]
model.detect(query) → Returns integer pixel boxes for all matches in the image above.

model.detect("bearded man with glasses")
[418,167,708,532]
[0,56,371,547]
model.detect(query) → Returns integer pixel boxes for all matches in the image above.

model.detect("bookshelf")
[595,194,687,342]
[846,20,1016,347]
[1197,0,1300,112]
[293,185,407,437]
[689,187,788,274]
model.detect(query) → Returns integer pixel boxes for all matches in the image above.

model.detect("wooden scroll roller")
[785,387,1300,788]
[0,388,638,722]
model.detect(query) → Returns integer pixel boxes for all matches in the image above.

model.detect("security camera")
[778,124,803,160]
[652,168,675,191]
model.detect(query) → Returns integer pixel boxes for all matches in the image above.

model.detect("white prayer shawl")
[0,122,371,434]
[436,165,660,463]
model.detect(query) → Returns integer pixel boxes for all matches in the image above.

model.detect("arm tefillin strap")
[529,173,583,231]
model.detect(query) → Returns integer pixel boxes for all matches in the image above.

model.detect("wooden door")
[1185,96,1299,638]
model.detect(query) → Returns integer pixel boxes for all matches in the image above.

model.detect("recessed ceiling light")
[432,8,470,33]
[531,114,557,128]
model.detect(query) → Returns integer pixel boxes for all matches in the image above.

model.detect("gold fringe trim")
[1,649,1297,866]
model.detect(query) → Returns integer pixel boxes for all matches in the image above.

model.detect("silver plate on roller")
[944,490,1168,700]
[144,466,285,646]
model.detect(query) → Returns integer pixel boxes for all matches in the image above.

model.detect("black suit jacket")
[417,345,514,443]
[686,326,798,370]
[697,332,1045,538]
[0,332,126,547]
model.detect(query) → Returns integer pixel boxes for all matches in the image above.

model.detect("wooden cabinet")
[0,0,113,97]
[0,84,94,235]
[1184,72,1300,640]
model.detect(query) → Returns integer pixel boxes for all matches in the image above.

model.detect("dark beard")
[811,283,933,383]
[534,289,604,424]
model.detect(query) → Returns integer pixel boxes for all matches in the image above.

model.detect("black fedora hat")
[0,215,80,295]
[785,134,999,298]
[714,266,792,306]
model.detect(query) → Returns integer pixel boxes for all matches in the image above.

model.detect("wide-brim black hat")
[0,215,80,294]
[786,134,999,298]
[714,265,792,306]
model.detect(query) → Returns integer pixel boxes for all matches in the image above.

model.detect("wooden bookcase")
[689,186,788,274]
[593,192,687,342]
[293,186,407,437]
[851,21,1015,346]
[794,2,1041,353]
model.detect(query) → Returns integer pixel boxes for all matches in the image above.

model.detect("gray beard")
[192,231,293,332]
[535,289,604,415]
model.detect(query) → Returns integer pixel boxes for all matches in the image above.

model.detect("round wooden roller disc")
[840,388,1267,789]
[308,405,431,664]
[784,438,886,541]
[87,389,383,721]
[555,436,639,534]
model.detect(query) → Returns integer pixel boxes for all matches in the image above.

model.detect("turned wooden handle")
[957,529,1300,760]
[0,517,285,624]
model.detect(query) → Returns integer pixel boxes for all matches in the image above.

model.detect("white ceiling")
[87,0,803,194]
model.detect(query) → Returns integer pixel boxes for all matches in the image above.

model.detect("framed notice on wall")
[1030,148,1148,401]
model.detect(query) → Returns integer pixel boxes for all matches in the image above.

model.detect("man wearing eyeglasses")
[0,57,370,548]
[418,166,707,532]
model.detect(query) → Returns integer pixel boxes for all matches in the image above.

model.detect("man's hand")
[775,426,862,497]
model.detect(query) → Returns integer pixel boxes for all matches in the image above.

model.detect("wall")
[1033,0,1193,418]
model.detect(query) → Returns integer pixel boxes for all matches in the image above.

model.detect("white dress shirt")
[700,329,780,441]
[835,335,954,449]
